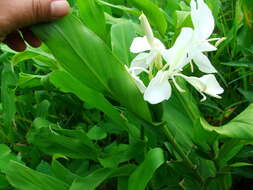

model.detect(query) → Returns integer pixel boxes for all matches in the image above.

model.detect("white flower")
[129,14,165,75]
[144,72,224,104]
[144,70,172,104]
[127,3,224,105]
[179,74,224,101]
[188,0,218,73]
[143,27,224,104]
[162,27,194,72]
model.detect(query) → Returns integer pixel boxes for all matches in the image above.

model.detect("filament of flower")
[171,75,185,92]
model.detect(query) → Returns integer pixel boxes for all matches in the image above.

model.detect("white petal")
[144,71,171,104]
[132,75,146,93]
[197,41,217,52]
[192,52,217,73]
[190,0,215,40]
[199,74,224,97]
[182,75,207,92]
[162,27,194,71]
[130,53,151,75]
[130,36,151,53]
[153,38,166,51]
[172,27,194,52]
[183,74,223,99]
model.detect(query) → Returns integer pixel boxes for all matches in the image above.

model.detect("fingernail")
[50,0,69,18]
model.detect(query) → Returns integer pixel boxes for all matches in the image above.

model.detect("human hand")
[0,0,69,51]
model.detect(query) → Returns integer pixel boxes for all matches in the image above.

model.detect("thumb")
[0,0,69,37]
[14,0,70,25]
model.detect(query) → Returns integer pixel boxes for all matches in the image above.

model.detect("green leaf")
[118,177,128,190]
[238,88,253,102]
[176,11,191,29]
[70,168,112,190]
[128,148,164,190]
[70,166,135,190]
[5,161,69,190]
[32,15,152,123]
[12,47,56,66]
[35,100,50,118]
[0,144,11,158]
[18,73,43,89]
[111,21,136,66]
[27,118,99,159]
[76,0,107,41]
[50,71,128,131]
[0,145,21,172]
[1,63,17,137]
[0,174,9,190]
[201,104,253,139]
[99,142,145,168]
[87,125,107,140]
[216,140,245,169]
[129,0,167,34]
[221,61,253,68]
[51,160,77,185]
[205,0,222,19]
[230,162,253,167]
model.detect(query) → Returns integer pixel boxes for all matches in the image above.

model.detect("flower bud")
[139,14,154,45]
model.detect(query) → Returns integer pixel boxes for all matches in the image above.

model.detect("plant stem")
[161,124,195,168]
[162,124,205,184]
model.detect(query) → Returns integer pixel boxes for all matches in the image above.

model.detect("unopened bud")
[139,13,154,45]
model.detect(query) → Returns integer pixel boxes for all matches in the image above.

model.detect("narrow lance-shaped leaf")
[201,104,253,140]
[27,118,99,160]
[50,71,128,131]
[1,63,17,137]
[76,0,108,41]
[128,148,164,190]
[70,166,135,190]
[111,21,136,66]
[32,15,152,123]
[128,0,167,34]
[5,161,69,190]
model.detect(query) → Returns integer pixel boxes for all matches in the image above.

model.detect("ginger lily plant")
[128,0,224,104]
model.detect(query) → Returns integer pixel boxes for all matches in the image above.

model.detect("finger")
[17,0,70,26]
[4,31,27,52]
[0,0,70,39]
[21,28,42,48]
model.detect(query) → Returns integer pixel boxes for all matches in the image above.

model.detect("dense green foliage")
[0,0,252,189]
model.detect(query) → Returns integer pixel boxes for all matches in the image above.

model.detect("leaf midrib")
[53,21,114,96]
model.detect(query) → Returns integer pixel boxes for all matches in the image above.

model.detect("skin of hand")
[0,0,69,51]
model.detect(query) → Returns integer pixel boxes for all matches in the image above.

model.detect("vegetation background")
[0,0,252,189]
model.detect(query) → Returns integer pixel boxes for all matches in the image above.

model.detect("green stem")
[162,124,205,183]
[161,124,195,168]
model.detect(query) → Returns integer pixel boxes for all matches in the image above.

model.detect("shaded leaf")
[5,161,69,190]
[201,104,253,139]
[128,148,164,190]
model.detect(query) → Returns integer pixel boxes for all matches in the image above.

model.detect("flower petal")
[162,27,193,71]
[182,75,207,92]
[183,74,223,99]
[199,74,224,98]
[192,51,217,73]
[197,41,217,52]
[132,75,146,93]
[190,0,215,40]
[144,71,171,104]
[130,36,151,53]
[130,53,151,75]
[153,38,166,51]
